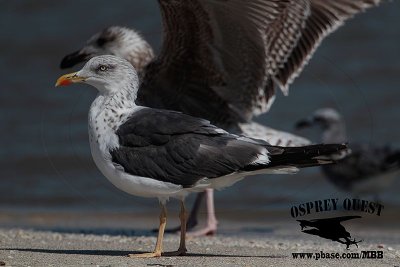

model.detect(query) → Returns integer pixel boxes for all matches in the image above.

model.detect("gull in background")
[55,55,348,257]
[60,0,388,236]
[296,108,400,196]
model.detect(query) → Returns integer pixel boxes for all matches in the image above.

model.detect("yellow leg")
[129,203,167,258]
[163,201,188,256]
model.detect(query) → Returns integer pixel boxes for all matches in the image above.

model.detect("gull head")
[295,108,342,130]
[56,55,139,96]
[60,26,154,71]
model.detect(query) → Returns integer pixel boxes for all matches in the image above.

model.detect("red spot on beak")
[57,78,72,86]
[55,72,82,87]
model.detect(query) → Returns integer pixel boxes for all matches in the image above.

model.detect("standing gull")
[295,108,400,195]
[60,0,387,235]
[56,55,348,257]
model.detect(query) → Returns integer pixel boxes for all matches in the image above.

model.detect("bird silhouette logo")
[297,216,363,249]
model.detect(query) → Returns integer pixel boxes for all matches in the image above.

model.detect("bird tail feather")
[268,143,350,169]
[246,143,349,172]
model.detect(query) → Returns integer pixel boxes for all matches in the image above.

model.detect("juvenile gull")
[56,55,348,257]
[60,0,387,235]
[296,108,400,195]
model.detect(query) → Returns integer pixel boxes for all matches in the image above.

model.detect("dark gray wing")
[110,108,269,188]
[322,143,399,190]
[111,108,348,187]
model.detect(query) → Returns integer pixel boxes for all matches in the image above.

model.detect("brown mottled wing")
[272,0,384,93]
[140,0,281,127]
[263,0,310,91]
[141,0,384,125]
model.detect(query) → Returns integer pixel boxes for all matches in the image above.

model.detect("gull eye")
[98,65,108,72]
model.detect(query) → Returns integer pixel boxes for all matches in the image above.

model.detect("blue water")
[1,1,399,217]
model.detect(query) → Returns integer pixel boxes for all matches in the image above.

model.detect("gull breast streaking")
[60,0,387,235]
[56,55,348,257]
[296,108,400,196]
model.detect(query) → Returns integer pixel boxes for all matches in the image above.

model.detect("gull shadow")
[2,248,287,258]
[1,248,139,257]
[239,227,274,234]
[42,227,152,237]
[5,225,275,238]
[4,226,153,237]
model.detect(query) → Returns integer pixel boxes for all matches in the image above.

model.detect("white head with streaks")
[56,55,139,99]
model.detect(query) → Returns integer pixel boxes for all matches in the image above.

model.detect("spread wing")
[271,0,384,93]
[139,0,385,128]
[110,108,269,188]
[140,0,281,128]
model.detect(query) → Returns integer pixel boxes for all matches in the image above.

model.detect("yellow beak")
[55,72,86,87]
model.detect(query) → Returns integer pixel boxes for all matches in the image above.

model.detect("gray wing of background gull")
[322,143,400,193]
[139,0,385,128]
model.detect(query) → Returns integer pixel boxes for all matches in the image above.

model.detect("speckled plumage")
[239,121,310,147]
[141,0,385,119]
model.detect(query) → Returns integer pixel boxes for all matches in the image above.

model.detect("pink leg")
[187,188,218,237]
[163,192,204,233]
